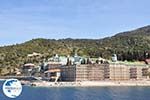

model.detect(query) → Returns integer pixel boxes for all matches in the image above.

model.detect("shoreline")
[29,80,150,87]
[2,78,150,87]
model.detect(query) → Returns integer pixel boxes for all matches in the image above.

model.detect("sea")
[0,81,150,100]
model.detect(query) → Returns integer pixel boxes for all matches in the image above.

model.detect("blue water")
[1,81,150,100]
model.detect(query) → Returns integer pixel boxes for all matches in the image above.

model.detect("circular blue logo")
[3,79,22,98]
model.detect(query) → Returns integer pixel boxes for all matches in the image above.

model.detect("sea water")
[0,81,150,100]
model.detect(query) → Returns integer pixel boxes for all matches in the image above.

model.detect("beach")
[30,80,150,87]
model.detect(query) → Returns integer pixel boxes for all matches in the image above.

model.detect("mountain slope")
[114,25,150,37]
[0,25,150,75]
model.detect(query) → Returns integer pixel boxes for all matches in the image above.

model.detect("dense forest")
[0,25,150,75]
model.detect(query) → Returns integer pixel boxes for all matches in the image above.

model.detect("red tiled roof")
[44,69,61,73]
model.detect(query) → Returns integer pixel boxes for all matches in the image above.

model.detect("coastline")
[29,80,150,87]
[2,78,150,87]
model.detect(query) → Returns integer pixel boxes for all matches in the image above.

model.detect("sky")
[0,0,150,46]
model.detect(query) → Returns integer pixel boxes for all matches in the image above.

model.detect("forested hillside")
[0,25,150,75]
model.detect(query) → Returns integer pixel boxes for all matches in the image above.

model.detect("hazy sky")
[0,0,150,46]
